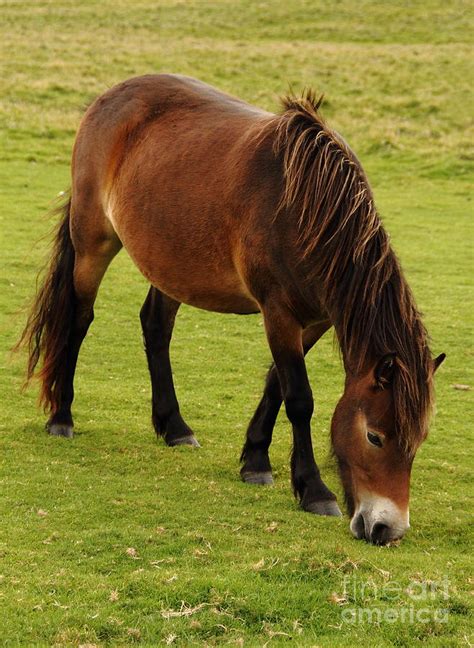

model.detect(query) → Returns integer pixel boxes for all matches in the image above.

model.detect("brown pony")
[18,74,445,544]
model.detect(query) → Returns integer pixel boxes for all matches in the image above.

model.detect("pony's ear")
[433,353,446,373]
[374,354,396,389]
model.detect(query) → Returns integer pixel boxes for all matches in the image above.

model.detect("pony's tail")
[15,196,76,414]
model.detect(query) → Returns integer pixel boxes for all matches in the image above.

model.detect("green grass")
[1,1,473,645]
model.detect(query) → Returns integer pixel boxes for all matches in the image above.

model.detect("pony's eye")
[367,431,383,448]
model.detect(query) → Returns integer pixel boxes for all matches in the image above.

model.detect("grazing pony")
[18,75,445,544]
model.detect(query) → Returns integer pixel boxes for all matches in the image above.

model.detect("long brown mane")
[273,91,434,455]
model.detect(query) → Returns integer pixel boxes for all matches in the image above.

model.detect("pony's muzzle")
[350,494,410,545]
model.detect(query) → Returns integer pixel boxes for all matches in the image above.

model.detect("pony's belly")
[147,268,260,315]
[164,288,260,315]
[104,171,260,315]
[114,222,260,314]
[143,251,260,314]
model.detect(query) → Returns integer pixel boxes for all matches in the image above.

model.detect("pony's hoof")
[241,471,274,485]
[304,500,342,517]
[168,435,200,448]
[47,423,74,439]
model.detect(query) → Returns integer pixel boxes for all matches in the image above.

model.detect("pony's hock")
[18,74,445,544]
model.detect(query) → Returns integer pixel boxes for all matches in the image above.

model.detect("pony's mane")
[273,90,434,455]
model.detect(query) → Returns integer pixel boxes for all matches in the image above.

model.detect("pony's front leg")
[140,287,199,447]
[240,321,331,485]
[240,363,281,484]
[262,306,341,516]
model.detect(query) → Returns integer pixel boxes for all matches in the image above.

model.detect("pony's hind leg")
[240,321,331,485]
[47,242,120,437]
[20,197,120,437]
[140,287,199,447]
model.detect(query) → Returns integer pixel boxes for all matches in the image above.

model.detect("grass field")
[1,1,473,645]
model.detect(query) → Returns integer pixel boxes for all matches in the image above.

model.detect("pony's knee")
[285,392,314,425]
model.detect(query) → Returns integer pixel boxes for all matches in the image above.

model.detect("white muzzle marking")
[350,492,410,542]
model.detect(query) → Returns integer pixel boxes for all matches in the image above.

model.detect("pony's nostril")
[351,513,366,539]
[370,522,390,545]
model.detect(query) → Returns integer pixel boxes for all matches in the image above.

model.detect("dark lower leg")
[285,361,340,516]
[240,365,280,483]
[149,352,197,446]
[282,357,337,513]
[48,243,120,438]
[263,308,341,515]
[47,305,94,438]
[140,287,197,446]
[241,320,331,484]
[290,420,339,514]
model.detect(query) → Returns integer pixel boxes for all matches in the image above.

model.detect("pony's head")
[331,352,445,545]
[273,91,446,544]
